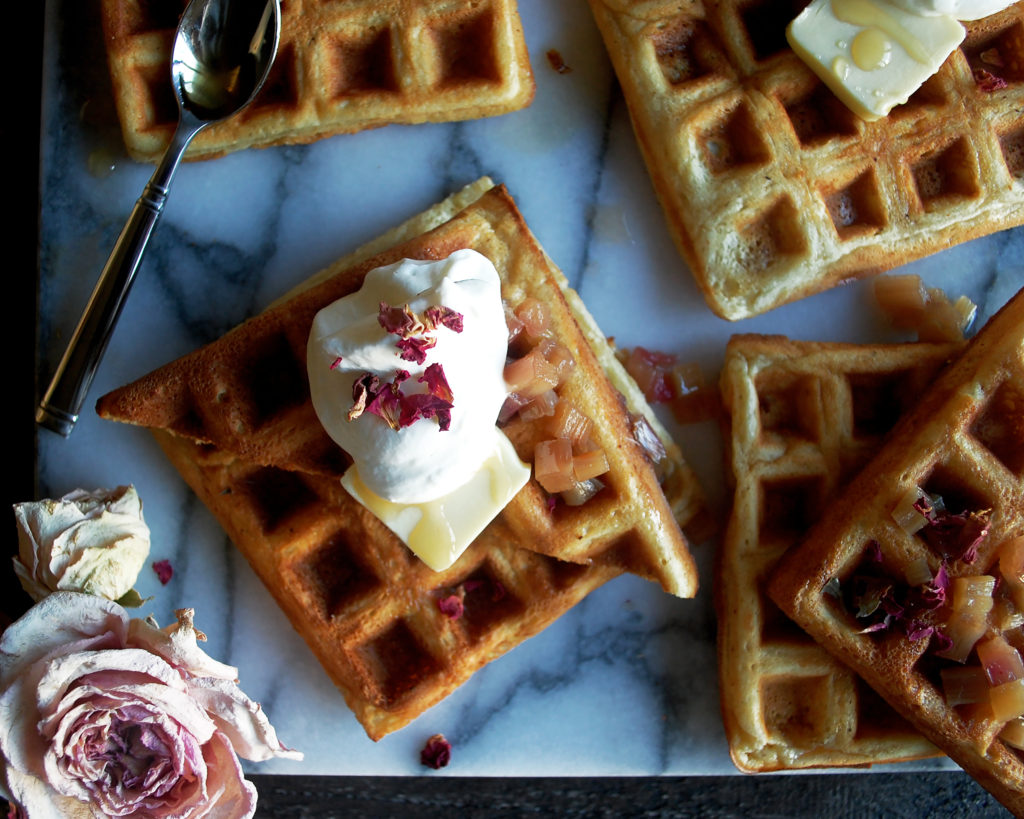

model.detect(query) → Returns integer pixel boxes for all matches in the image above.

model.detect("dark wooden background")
[7,1,1010,815]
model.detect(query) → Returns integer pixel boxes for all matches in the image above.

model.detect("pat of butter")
[341,429,531,571]
[787,0,965,120]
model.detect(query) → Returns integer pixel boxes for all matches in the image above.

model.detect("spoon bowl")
[36,0,281,437]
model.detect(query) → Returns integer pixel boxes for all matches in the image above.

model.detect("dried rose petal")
[348,372,380,421]
[424,305,464,333]
[914,497,992,564]
[396,336,437,364]
[546,48,572,73]
[378,302,423,338]
[975,68,1008,92]
[438,594,464,620]
[152,559,173,585]
[420,363,454,403]
[420,734,452,769]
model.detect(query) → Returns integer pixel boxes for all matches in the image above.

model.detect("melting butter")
[832,0,930,64]
[850,28,893,70]
[788,0,965,120]
[341,429,531,571]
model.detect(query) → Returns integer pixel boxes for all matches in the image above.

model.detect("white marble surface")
[36,0,1024,778]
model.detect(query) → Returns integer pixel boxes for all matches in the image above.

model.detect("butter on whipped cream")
[307,249,530,571]
[788,0,1013,121]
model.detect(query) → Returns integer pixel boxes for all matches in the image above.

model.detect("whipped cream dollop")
[886,0,1014,19]
[307,249,511,505]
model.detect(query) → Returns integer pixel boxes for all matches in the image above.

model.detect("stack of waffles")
[586,0,1024,319]
[768,287,1024,813]
[100,0,535,162]
[717,334,958,771]
[96,179,705,739]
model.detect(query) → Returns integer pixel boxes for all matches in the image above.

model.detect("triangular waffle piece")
[97,181,704,736]
[768,287,1024,813]
[719,334,957,771]
[101,0,535,162]
[586,0,1024,319]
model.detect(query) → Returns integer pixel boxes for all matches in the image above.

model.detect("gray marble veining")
[36,0,1022,777]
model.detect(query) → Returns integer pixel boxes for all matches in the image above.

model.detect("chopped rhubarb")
[1001,718,1024,750]
[891,486,929,535]
[999,536,1024,609]
[519,389,559,422]
[545,400,594,448]
[504,349,559,398]
[573,449,610,482]
[937,610,989,663]
[535,438,576,494]
[874,274,928,329]
[977,634,1024,686]
[514,297,551,341]
[561,477,605,506]
[624,346,676,403]
[544,341,576,383]
[942,665,993,706]
[989,679,1024,722]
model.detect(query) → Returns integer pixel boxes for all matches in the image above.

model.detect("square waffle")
[768,287,1024,813]
[718,334,957,771]
[100,0,535,162]
[96,179,704,738]
[586,0,1024,320]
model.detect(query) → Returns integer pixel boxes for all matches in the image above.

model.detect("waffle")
[718,334,957,771]
[96,180,704,737]
[100,0,535,162]
[768,287,1024,813]
[586,0,1024,320]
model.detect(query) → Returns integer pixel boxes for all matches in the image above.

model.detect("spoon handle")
[36,125,197,437]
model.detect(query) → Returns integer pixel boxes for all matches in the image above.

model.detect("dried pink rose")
[0,592,301,819]
[419,734,452,769]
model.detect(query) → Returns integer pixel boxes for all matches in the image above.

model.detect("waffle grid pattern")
[587,0,1024,319]
[97,184,703,736]
[768,289,1024,813]
[718,335,953,770]
[157,430,618,739]
[97,185,702,597]
[100,0,535,161]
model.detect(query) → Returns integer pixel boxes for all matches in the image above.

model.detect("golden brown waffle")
[96,181,704,737]
[100,0,535,162]
[768,287,1024,812]
[586,0,1024,320]
[718,334,957,771]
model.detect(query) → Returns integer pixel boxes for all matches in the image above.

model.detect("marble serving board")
[36,0,1023,777]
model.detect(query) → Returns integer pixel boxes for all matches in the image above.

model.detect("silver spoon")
[36,0,281,437]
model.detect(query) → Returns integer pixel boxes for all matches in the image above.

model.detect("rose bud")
[12,486,151,605]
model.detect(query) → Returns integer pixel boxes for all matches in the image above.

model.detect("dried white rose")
[12,485,151,604]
